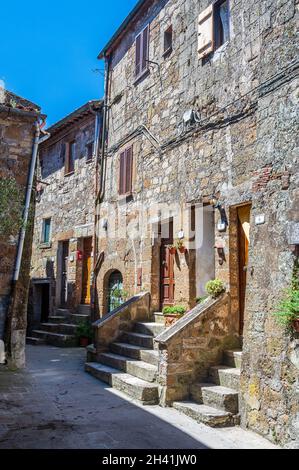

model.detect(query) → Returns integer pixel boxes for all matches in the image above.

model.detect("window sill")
[64,171,74,177]
[39,242,52,249]
[118,193,133,203]
[86,159,93,164]
[134,68,150,86]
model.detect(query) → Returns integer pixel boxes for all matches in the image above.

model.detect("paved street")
[0,345,277,449]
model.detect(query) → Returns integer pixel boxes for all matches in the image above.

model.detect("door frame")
[229,202,251,337]
[159,218,175,311]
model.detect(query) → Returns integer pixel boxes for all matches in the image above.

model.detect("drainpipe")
[91,55,110,321]
[1,119,50,364]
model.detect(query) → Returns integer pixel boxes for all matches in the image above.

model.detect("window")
[119,146,133,196]
[198,0,230,60]
[163,26,173,56]
[135,24,149,79]
[86,141,94,161]
[42,218,51,244]
[214,0,230,49]
[65,140,75,174]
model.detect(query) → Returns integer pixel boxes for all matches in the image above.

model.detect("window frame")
[119,145,133,197]
[65,140,76,175]
[86,141,94,162]
[213,0,230,51]
[135,24,150,82]
[41,217,52,244]
[163,25,173,57]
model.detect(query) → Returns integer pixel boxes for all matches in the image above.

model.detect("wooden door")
[61,241,69,306]
[160,220,175,310]
[237,205,251,335]
[81,237,93,305]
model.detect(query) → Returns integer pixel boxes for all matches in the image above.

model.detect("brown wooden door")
[61,241,69,306]
[160,221,175,310]
[237,205,251,335]
[81,237,93,305]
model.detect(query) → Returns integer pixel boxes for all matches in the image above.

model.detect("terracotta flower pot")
[292,319,299,332]
[164,313,183,327]
[178,246,186,254]
[169,247,176,255]
[80,337,90,347]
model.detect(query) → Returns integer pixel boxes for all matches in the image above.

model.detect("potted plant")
[76,321,93,347]
[175,239,186,254]
[273,276,299,332]
[163,305,187,327]
[205,279,226,298]
[167,244,176,255]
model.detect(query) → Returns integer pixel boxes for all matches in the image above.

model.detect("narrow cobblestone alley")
[0,346,277,449]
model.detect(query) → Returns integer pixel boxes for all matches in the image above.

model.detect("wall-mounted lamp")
[210,195,228,231]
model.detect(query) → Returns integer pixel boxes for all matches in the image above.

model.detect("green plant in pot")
[205,279,226,298]
[76,321,93,347]
[163,305,187,327]
[273,275,299,332]
[174,238,186,253]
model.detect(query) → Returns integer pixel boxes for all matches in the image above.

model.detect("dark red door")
[160,221,175,310]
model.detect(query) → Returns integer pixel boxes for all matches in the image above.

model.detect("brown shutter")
[119,151,125,194]
[135,33,142,77]
[125,146,133,194]
[64,142,70,173]
[198,4,214,59]
[141,25,149,72]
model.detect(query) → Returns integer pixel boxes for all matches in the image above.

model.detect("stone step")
[172,401,234,427]
[98,352,158,382]
[39,323,77,335]
[77,304,91,315]
[223,350,243,368]
[56,308,70,317]
[26,337,45,346]
[86,344,97,362]
[70,314,90,324]
[85,362,159,405]
[134,322,165,337]
[190,383,239,414]
[31,330,78,347]
[153,312,164,324]
[110,342,159,366]
[120,331,154,349]
[48,316,66,324]
[209,366,241,391]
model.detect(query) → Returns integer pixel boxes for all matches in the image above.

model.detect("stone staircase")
[26,304,91,347]
[85,312,165,405]
[172,349,242,427]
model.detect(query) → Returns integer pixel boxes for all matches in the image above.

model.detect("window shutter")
[135,33,142,77]
[64,142,70,173]
[141,25,149,72]
[125,146,133,194]
[198,4,214,59]
[119,151,125,194]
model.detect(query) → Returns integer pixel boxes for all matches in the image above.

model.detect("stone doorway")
[159,219,175,310]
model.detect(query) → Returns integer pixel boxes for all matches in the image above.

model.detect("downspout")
[91,54,110,321]
[1,119,50,364]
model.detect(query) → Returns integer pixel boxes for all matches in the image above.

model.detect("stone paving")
[0,345,278,449]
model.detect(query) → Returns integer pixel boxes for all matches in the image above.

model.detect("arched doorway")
[107,270,123,313]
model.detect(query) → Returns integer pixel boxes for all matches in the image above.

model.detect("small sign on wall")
[255,214,265,225]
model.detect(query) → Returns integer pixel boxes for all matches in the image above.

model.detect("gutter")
[0,118,50,364]
[92,55,111,321]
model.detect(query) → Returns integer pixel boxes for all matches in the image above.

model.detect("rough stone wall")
[97,0,299,444]
[0,110,37,368]
[30,115,96,317]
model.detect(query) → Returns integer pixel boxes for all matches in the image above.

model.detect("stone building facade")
[92,0,299,446]
[0,88,42,368]
[28,101,102,335]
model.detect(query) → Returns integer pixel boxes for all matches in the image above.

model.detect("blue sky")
[0,0,137,126]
